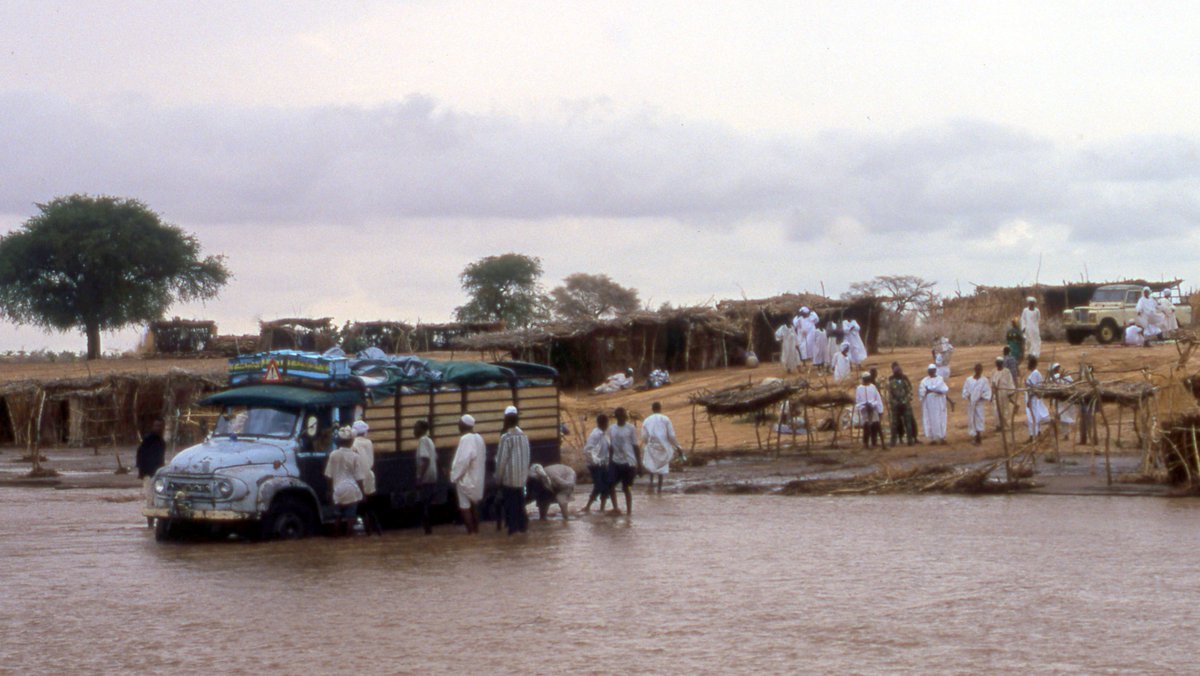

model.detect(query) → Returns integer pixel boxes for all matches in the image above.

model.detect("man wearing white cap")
[1024,357,1052,440]
[494,405,531,535]
[961,363,992,445]
[351,420,382,536]
[793,308,811,362]
[1020,297,1041,358]
[1049,364,1077,441]
[1132,285,1161,333]
[450,414,485,534]
[324,426,364,537]
[1124,319,1146,347]
[855,372,885,448]
[989,356,1016,431]
[918,364,950,444]
[831,342,852,382]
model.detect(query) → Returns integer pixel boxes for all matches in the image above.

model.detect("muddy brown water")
[3,487,1200,673]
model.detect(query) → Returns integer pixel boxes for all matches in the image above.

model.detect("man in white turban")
[1020,297,1041,358]
[1136,287,1164,333]
[450,414,485,534]
[1158,289,1180,332]
[919,364,950,444]
[961,363,992,445]
[832,342,852,382]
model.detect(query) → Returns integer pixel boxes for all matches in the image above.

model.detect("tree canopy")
[550,272,640,321]
[0,195,231,358]
[453,253,548,328]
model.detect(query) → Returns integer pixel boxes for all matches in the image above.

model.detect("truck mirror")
[306,416,318,437]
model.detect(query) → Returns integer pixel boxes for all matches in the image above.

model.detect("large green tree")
[0,195,231,359]
[551,272,640,321]
[454,253,548,328]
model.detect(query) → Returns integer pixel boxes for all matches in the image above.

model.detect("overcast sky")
[2,1,1199,352]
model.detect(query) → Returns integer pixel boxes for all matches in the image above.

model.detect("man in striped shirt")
[494,405,531,535]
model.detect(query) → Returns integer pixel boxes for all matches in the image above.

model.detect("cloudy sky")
[2,1,1199,352]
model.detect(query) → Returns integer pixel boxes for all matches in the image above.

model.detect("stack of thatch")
[689,379,805,416]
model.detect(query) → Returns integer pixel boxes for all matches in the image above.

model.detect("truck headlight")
[215,479,234,498]
[153,478,166,494]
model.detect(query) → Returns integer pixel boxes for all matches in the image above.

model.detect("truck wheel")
[1066,329,1089,345]
[1096,320,1120,344]
[154,518,176,542]
[262,496,316,540]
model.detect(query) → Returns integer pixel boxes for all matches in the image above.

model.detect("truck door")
[297,407,333,503]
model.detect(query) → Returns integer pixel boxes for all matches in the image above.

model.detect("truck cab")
[145,351,561,541]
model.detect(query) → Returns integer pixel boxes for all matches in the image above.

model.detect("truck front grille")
[165,477,214,497]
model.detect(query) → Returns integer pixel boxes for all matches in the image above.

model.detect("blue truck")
[145,350,562,540]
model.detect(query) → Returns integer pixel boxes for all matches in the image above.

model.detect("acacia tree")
[844,275,939,347]
[453,253,548,328]
[0,195,230,359]
[550,273,640,321]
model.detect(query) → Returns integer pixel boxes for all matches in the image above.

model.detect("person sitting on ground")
[581,414,612,513]
[640,401,681,494]
[855,372,885,449]
[324,426,364,537]
[1124,319,1146,347]
[594,368,635,394]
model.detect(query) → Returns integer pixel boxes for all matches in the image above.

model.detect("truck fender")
[256,476,321,516]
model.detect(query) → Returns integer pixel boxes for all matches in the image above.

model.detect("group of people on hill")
[579,402,682,517]
[775,306,867,377]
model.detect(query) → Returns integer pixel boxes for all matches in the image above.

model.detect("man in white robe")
[1024,357,1052,440]
[449,415,486,534]
[1049,363,1076,441]
[1020,297,1042,358]
[793,309,810,362]
[801,309,820,362]
[1158,289,1180,332]
[844,318,868,365]
[1135,287,1163,331]
[1124,320,1144,346]
[961,363,992,445]
[812,325,829,371]
[776,324,802,373]
[640,402,680,493]
[855,372,885,448]
[933,336,954,380]
[989,356,1016,432]
[918,364,949,444]
[831,343,852,382]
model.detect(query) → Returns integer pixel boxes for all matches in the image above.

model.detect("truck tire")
[1096,320,1120,344]
[262,496,316,540]
[154,518,176,542]
[1066,329,1090,345]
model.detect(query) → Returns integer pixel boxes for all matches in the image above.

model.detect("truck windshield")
[1092,289,1127,303]
[214,407,299,439]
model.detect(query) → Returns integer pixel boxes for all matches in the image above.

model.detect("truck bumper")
[143,505,256,522]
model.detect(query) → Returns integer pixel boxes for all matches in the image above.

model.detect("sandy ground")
[2,339,1192,496]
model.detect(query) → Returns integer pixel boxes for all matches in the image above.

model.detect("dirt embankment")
[1,340,1191,496]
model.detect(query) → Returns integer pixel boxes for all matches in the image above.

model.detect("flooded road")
[3,487,1200,673]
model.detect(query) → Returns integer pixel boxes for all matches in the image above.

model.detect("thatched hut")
[0,369,225,450]
[148,318,217,354]
[455,307,744,388]
[410,321,505,352]
[341,320,415,354]
[259,318,337,352]
[717,293,884,362]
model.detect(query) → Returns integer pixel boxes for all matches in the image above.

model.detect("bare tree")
[844,275,939,349]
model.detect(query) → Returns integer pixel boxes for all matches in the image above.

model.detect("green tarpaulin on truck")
[199,385,366,409]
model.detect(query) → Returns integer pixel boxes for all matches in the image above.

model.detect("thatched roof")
[260,317,335,330]
[345,320,414,332]
[718,292,848,316]
[454,306,741,352]
[689,379,805,415]
[0,368,226,399]
[1030,379,1157,406]
[149,318,216,330]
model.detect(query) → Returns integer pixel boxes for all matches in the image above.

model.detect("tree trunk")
[86,321,101,360]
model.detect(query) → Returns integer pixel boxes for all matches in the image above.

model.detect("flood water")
[3,487,1199,673]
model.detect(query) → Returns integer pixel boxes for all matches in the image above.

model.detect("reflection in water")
[2,488,1199,672]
